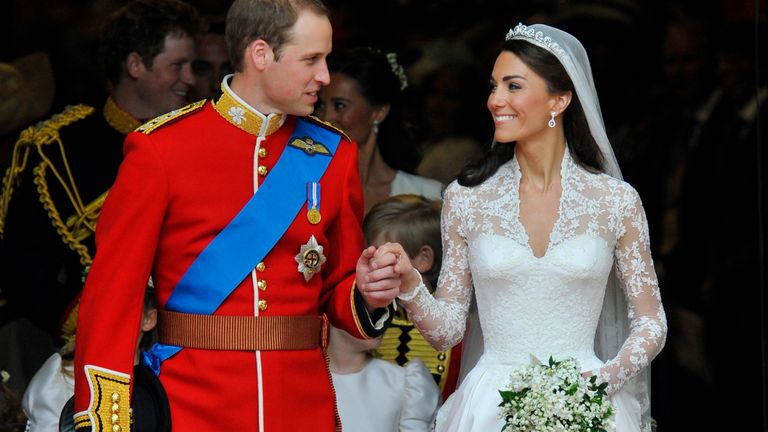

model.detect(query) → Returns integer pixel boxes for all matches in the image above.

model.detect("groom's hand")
[355,244,403,310]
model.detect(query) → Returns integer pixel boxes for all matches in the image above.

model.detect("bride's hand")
[371,242,420,294]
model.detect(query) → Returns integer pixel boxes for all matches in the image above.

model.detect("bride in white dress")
[379,23,668,431]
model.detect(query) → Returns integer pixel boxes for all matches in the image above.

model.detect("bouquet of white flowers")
[498,356,615,432]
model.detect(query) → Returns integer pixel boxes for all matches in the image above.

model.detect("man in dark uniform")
[0,0,203,381]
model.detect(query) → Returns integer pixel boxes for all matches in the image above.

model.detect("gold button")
[437,365,445,373]
[258,165,268,176]
[258,299,267,311]
[111,392,120,402]
[257,280,267,291]
[256,262,265,272]
[111,414,119,423]
[437,352,446,361]
[258,147,267,158]
[112,425,121,432]
[111,403,119,413]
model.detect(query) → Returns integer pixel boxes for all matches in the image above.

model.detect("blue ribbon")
[145,118,341,374]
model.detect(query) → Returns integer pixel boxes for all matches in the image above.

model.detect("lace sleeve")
[399,183,474,352]
[598,186,667,394]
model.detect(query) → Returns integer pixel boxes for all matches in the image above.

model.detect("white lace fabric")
[399,151,667,396]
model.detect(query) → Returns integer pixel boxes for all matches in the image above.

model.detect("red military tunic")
[74,85,387,431]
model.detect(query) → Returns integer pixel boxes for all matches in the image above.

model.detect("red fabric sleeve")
[73,132,166,414]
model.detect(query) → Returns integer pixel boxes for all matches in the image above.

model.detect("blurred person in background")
[315,46,443,213]
[0,0,201,398]
[190,15,232,100]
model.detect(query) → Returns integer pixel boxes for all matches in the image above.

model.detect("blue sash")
[144,118,341,374]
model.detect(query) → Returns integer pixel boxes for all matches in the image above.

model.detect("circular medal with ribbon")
[306,182,321,225]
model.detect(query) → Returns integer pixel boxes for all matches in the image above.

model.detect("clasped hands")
[356,242,422,310]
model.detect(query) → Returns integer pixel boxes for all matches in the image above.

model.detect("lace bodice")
[400,152,667,394]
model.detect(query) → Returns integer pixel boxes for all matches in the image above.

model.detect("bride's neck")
[515,136,566,191]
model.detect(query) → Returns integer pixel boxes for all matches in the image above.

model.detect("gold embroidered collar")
[103,97,141,134]
[213,75,285,136]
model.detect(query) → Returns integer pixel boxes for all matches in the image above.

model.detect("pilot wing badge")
[289,136,331,156]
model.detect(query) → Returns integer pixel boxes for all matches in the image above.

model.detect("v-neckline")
[512,153,568,260]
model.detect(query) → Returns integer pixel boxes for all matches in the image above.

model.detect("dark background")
[1,0,766,430]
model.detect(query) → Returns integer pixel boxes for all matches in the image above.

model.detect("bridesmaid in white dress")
[372,23,667,431]
[328,326,440,432]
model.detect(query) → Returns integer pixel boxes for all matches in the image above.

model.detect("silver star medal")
[295,235,326,282]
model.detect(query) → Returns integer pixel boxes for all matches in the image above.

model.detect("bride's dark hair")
[457,39,604,187]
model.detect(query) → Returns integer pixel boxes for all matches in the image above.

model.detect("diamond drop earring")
[548,112,556,128]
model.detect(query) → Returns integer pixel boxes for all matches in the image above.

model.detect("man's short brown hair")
[101,0,203,86]
[225,0,329,71]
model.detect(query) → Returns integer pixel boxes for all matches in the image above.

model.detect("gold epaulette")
[136,99,207,134]
[0,105,95,238]
[306,115,350,142]
[18,104,95,147]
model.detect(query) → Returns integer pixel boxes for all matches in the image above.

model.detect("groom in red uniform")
[73,0,402,431]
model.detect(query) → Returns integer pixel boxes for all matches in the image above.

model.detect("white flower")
[228,106,246,124]
[498,356,615,432]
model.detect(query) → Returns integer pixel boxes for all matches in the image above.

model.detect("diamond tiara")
[505,23,566,57]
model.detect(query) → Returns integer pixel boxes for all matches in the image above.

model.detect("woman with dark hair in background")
[315,47,443,213]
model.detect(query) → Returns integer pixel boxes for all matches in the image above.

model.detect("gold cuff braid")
[84,366,131,432]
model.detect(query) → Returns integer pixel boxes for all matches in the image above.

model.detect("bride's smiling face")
[487,51,559,143]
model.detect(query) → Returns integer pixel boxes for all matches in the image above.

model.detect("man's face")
[136,34,196,118]
[259,10,332,116]
[191,33,232,100]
